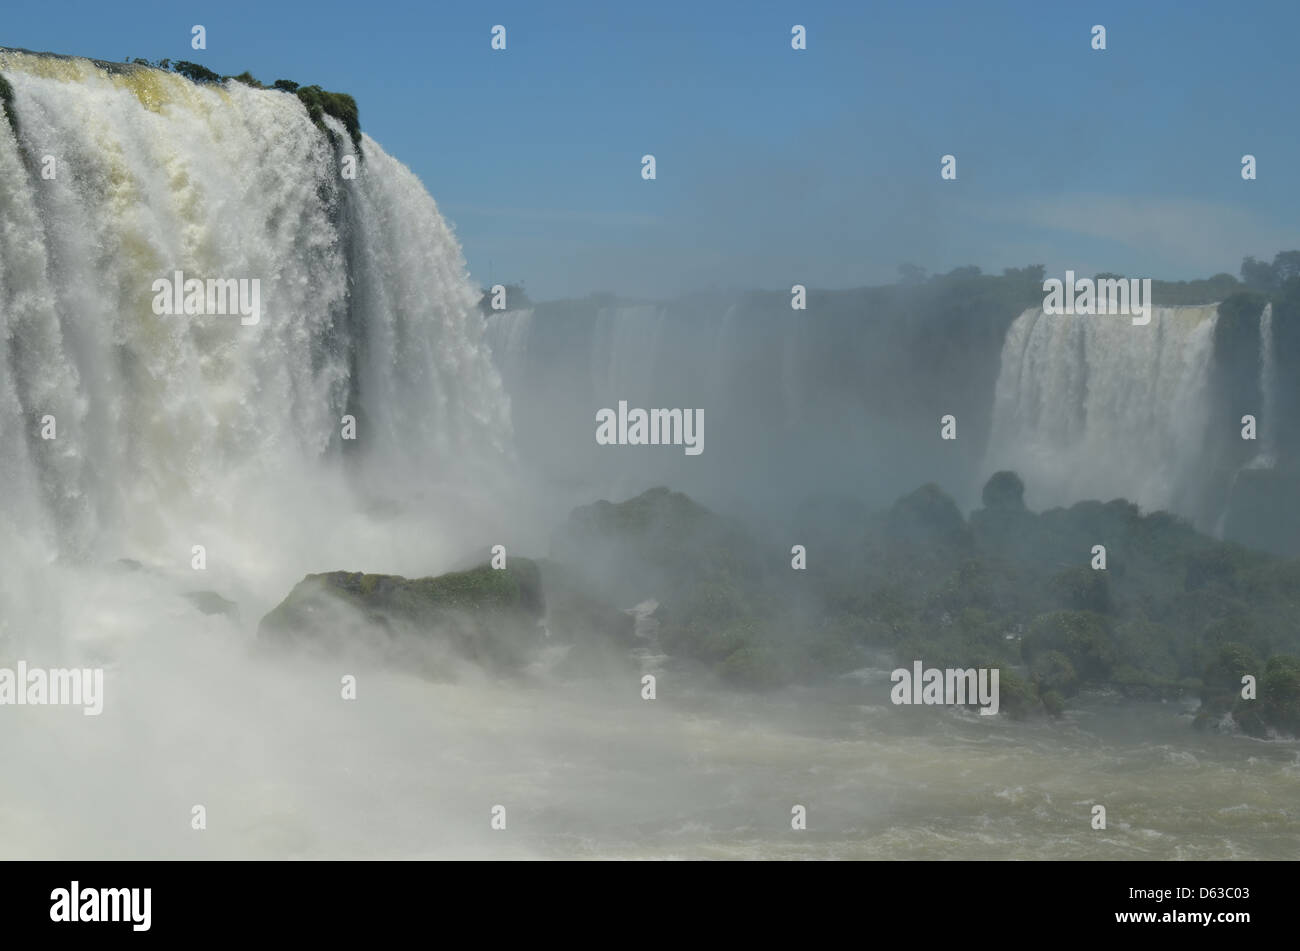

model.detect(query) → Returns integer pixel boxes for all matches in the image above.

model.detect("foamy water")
[3,596,1294,860]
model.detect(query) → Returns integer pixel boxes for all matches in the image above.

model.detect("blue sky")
[5,0,1299,300]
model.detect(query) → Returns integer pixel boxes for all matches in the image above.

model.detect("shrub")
[228,71,265,89]
[118,60,363,157]
[981,471,1026,511]
[1032,650,1079,697]
[996,669,1040,719]
[1260,655,1300,736]
[172,60,221,83]
[1051,565,1110,613]
[295,84,362,154]
[1023,611,1115,681]
[1040,690,1066,717]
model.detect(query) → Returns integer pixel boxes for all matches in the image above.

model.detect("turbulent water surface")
[3,642,1297,859]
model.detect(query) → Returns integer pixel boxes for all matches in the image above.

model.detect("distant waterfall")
[984,305,1219,517]
[1255,302,1276,466]
[481,307,534,395]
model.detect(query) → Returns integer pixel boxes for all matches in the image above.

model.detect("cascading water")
[0,51,538,860]
[983,304,1219,519]
[483,292,1002,514]
[1254,302,1276,467]
[0,50,513,648]
[481,305,534,396]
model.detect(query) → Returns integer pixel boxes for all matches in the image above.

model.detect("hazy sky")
[5,0,1299,300]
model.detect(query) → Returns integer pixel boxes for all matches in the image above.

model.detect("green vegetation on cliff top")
[123,57,362,155]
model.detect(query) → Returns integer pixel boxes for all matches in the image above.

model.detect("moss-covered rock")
[259,559,544,674]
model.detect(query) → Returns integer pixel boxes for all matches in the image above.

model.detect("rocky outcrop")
[258,560,545,675]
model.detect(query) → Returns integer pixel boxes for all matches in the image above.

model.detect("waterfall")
[482,306,534,395]
[481,291,1012,511]
[984,305,1219,518]
[0,51,511,642]
[484,297,837,505]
